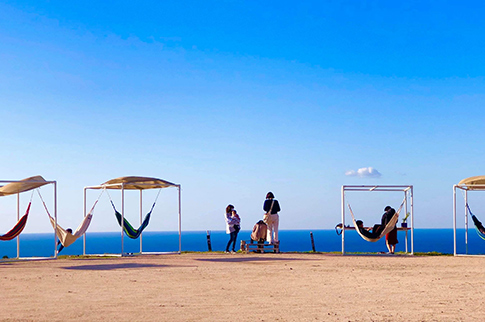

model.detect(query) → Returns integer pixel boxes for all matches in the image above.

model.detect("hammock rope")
[107,189,162,239]
[38,188,104,247]
[466,204,485,241]
[348,197,406,242]
[0,191,34,241]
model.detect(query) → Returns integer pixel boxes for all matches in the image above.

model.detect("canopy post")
[139,190,143,254]
[410,185,414,255]
[341,186,345,254]
[465,190,468,255]
[83,187,87,256]
[16,192,20,259]
[453,185,457,256]
[54,181,58,259]
[121,183,125,256]
[178,185,182,254]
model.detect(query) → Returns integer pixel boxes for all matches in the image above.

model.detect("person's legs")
[232,232,239,251]
[386,240,392,253]
[266,221,274,244]
[273,214,279,243]
[226,232,236,252]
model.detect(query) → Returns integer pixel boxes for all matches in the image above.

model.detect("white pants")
[266,213,279,244]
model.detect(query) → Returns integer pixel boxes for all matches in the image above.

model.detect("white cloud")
[345,167,382,178]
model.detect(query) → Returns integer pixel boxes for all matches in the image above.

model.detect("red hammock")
[0,202,31,241]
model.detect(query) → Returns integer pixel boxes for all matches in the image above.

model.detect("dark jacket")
[263,199,281,214]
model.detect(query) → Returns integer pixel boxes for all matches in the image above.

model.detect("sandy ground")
[1,252,485,321]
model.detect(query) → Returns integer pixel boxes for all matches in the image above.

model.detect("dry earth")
[1,253,484,321]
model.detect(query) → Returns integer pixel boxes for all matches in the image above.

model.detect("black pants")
[226,231,239,251]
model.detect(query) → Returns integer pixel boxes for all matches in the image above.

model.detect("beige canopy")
[0,175,50,196]
[458,176,485,190]
[95,176,177,190]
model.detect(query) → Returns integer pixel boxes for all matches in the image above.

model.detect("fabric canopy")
[95,176,177,190]
[458,176,485,190]
[0,176,49,196]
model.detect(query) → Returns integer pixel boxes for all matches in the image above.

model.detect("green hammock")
[111,201,156,239]
[467,204,485,241]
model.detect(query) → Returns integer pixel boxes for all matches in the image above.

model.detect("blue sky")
[1,1,485,233]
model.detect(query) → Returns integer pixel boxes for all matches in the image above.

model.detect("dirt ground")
[1,253,485,321]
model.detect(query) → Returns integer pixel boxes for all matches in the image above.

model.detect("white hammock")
[38,189,103,247]
[348,198,405,242]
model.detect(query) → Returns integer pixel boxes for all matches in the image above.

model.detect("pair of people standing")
[224,192,281,252]
[224,204,241,253]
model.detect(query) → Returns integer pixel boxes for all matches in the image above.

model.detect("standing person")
[263,192,281,245]
[384,207,398,254]
[224,205,239,254]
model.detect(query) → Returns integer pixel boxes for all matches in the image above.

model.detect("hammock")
[348,198,406,242]
[113,206,152,239]
[466,204,485,241]
[109,189,161,239]
[0,202,31,241]
[38,189,103,247]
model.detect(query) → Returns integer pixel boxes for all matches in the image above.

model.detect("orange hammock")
[0,202,31,241]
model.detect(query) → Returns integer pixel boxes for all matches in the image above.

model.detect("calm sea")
[0,229,483,258]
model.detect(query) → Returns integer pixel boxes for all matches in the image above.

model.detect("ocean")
[1,229,483,258]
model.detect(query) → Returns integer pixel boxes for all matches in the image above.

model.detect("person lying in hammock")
[57,228,72,253]
[355,220,381,239]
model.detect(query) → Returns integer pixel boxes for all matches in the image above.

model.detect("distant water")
[1,229,484,258]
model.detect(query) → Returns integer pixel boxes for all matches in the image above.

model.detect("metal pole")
[178,185,182,254]
[453,185,457,256]
[83,187,87,256]
[54,181,58,259]
[410,186,414,255]
[310,231,316,252]
[16,192,20,259]
[465,190,468,255]
[121,183,125,256]
[140,189,143,254]
[404,190,408,254]
[341,186,345,254]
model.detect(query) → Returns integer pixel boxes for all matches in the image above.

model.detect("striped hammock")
[467,204,485,241]
[114,209,152,239]
[0,202,31,241]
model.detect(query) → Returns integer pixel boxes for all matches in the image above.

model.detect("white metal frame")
[341,185,414,255]
[0,179,57,261]
[453,183,485,256]
[83,182,182,256]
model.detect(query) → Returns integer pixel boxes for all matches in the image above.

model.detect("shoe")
[224,251,230,253]
[231,250,237,254]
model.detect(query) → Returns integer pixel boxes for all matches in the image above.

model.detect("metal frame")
[83,182,182,256]
[341,185,414,255]
[0,179,57,261]
[453,183,485,256]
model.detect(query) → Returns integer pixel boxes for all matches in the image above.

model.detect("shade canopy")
[0,175,50,196]
[458,176,485,190]
[96,176,177,190]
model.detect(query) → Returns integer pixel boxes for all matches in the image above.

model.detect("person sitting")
[356,220,380,239]
[251,220,267,243]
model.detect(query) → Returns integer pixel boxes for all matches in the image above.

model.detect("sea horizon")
[1,228,483,258]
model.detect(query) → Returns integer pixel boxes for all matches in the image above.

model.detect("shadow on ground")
[196,256,314,263]
[62,263,168,270]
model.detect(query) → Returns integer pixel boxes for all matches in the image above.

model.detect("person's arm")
[263,200,269,212]
[273,200,281,213]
